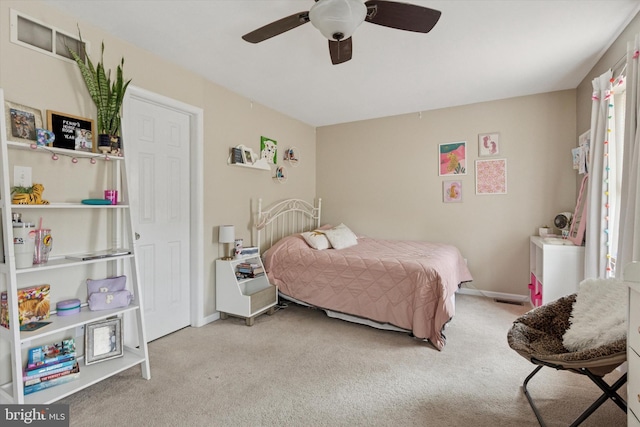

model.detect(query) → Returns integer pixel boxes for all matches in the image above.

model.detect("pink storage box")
[56,299,81,316]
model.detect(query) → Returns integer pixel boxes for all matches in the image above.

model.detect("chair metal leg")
[522,365,547,427]
[568,370,627,427]
[521,364,627,427]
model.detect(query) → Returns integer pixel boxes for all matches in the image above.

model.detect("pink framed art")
[438,141,466,176]
[475,159,507,195]
[443,180,462,203]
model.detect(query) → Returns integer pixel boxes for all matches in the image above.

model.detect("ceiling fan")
[242,0,441,65]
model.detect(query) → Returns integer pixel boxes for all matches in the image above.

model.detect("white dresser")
[626,261,640,426]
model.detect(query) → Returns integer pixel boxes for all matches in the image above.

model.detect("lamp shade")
[309,0,367,41]
[219,225,235,243]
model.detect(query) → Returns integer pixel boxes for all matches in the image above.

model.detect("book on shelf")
[24,359,77,379]
[27,338,76,369]
[23,363,80,395]
[23,360,78,386]
[235,262,265,279]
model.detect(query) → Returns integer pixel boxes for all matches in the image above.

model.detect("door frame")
[122,85,206,329]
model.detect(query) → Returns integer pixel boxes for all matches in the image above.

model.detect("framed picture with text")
[47,110,95,152]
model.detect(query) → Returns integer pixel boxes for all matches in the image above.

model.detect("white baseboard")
[194,312,220,327]
[457,287,530,304]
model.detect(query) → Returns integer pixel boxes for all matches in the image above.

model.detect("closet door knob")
[135,232,140,240]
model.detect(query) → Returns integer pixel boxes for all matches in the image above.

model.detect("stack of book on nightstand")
[235,262,265,279]
[23,338,80,395]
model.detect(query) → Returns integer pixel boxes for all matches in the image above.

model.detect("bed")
[255,198,473,350]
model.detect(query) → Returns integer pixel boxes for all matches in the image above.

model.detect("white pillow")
[562,278,628,352]
[324,224,358,250]
[301,230,331,250]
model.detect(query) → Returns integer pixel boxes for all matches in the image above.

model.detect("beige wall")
[317,90,578,296]
[0,1,317,319]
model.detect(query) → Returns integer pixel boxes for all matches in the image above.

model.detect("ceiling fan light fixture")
[309,0,367,41]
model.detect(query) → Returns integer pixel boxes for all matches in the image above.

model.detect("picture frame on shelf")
[4,100,43,144]
[85,317,123,365]
[478,132,500,157]
[241,146,257,164]
[47,110,96,152]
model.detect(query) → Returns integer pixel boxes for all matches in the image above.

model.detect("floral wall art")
[438,141,466,176]
[475,158,507,195]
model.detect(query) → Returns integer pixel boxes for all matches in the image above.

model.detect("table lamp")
[219,225,235,260]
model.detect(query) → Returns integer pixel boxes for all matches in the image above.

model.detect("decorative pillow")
[301,230,332,250]
[324,223,358,250]
[562,278,628,352]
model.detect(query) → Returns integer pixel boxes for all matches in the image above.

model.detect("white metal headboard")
[255,198,322,254]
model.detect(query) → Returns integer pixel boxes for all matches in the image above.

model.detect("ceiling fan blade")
[242,12,310,43]
[329,37,353,65]
[364,1,441,33]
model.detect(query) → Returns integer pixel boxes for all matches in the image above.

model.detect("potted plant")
[67,35,131,155]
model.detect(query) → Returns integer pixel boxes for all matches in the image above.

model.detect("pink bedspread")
[262,234,473,350]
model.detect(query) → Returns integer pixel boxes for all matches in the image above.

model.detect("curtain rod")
[612,53,627,73]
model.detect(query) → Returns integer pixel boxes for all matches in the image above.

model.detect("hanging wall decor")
[478,132,500,157]
[443,180,463,203]
[260,136,278,165]
[438,141,466,176]
[475,158,507,195]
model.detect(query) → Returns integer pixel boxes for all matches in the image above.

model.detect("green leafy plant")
[67,33,131,136]
[11,185,33,194]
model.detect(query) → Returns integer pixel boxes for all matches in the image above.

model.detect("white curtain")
[585,70,613,279]
[616,34,640,272]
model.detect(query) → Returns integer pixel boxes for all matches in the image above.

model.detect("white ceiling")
[42,0,640,127]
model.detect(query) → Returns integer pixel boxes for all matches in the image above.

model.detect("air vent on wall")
[10,9,88,62]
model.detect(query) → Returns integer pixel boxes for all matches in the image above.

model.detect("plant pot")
[98,134,121,155]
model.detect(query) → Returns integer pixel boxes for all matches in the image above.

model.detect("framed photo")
[443,180,463,203]
[438,141,466,176]
[47,110,95,152]
[4,100,43,143]
[242,147,256,164]
[475,158,507,195]
[478,132,500,157]
[260,136,278,165]
[85,318,123,365]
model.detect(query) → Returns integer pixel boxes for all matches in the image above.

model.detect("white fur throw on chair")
[562,278,628,352]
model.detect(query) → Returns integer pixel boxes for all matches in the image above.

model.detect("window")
[10,9,88,62]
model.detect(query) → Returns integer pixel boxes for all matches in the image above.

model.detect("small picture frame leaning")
[85,318,123,365]
[4,100,43,144]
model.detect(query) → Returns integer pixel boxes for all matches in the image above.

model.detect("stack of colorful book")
[235,262,265,279]
[23,338,80,395]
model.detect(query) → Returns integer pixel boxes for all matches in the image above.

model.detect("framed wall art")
[260,136,277,165]
[85,318,123,365]
[443,180,463,203]
[475,158,507,195]
[47,110,95,152]
[4,100,43,143]
[439,141,466,176]
[478,132,500,157]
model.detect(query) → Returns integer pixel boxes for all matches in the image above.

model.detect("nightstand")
[215,256,277,326]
